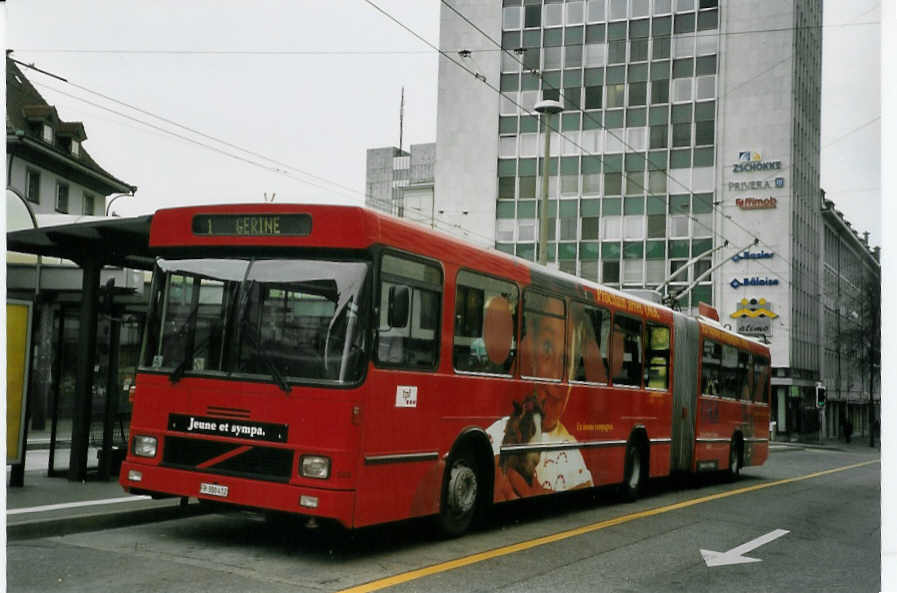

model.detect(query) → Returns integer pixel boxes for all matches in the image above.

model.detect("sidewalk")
[6,469,206,541]
[769,434,881,453]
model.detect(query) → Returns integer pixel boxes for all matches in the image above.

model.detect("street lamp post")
[105,191,134,217]
[534,99,564,266]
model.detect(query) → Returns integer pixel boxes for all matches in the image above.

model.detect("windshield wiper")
[233,271,290,394]
[240,317,291,394]
[168,298,204,384]
[170,332,214,384]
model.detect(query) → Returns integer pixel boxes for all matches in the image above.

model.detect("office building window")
[525,4,541,27]
[503,6,522,29]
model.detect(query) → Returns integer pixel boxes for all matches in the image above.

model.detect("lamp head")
[534,99,564,115]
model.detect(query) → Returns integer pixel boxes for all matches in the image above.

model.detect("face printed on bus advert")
[529,301,568,433]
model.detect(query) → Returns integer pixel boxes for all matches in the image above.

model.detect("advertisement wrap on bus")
[120,203,770,536]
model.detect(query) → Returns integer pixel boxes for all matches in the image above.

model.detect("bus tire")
[621,441,645,502]
[437,447,481,537]
[727,439,742,482]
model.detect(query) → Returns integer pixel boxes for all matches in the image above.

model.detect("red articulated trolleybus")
[121,203,771,535]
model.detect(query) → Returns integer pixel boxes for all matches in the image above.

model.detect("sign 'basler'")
[731,250,774,262]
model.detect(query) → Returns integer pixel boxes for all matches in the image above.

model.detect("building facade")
[820,196,880,440]
[435,0,830,434]
[365,143,436,223]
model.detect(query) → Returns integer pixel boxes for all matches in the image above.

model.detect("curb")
[770,440,879,453]
[7,501,210,541]
[770,441,839,450]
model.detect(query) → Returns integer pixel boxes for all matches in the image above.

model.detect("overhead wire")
[29,80,363,201]
[820,116,880,150]
[16,57,505,247]
[13,57,368,201]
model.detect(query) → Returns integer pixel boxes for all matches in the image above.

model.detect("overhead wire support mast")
[668,238,760,309]
[654,240,731,302]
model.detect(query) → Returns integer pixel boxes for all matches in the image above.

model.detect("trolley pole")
[535,99,563,266]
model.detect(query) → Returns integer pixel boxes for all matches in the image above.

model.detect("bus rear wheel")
[437,449,480,537]
[621,442,645,502]
[727,440,742,482]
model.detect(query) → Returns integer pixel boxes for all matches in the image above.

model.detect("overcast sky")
[4,0,882,247]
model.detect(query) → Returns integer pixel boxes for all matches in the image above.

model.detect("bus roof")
[148,203,766,354]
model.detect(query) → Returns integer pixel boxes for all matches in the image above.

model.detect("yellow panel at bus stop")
[7,302,32,465]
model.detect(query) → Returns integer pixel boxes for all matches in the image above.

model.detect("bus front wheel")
[437,449,480,537]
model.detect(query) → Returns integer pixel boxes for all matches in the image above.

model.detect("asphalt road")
[8,445,880,593]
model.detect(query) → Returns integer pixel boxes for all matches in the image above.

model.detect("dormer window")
[42,124,53,144]
[71,140,80,157]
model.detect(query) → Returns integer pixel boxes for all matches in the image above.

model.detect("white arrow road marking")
[700,529,790,567]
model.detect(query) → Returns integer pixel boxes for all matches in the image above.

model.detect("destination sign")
[192,214,312,237]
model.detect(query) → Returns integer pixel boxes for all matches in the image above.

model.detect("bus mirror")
[388,285,410,328]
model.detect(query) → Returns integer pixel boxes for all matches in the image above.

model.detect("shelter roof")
[7,215,155,269]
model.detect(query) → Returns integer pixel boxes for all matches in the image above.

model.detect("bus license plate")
[199,483,228,497]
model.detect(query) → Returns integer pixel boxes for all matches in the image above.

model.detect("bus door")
[356,252,443,525]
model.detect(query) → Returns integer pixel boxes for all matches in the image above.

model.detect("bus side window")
[739,350,753,400]
[521,291,566,380]
[568,302,610,383]
[753,356,770,403]
[376,254,442,370]
[453,271,518,375]
[701,339,721,395]
[611,314,643,387]
[645,324,670,390]
[720,344,739,398]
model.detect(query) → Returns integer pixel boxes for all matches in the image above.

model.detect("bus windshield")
[141,257,370,387]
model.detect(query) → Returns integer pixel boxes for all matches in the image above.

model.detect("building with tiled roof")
[6,55,136,218]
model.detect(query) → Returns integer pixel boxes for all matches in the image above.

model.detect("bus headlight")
[299,455,330,479]
[133,435,158,458]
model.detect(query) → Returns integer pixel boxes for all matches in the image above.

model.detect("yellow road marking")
[336,459,878,593]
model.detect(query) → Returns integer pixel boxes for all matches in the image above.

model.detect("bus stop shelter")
[7,215,155,482]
